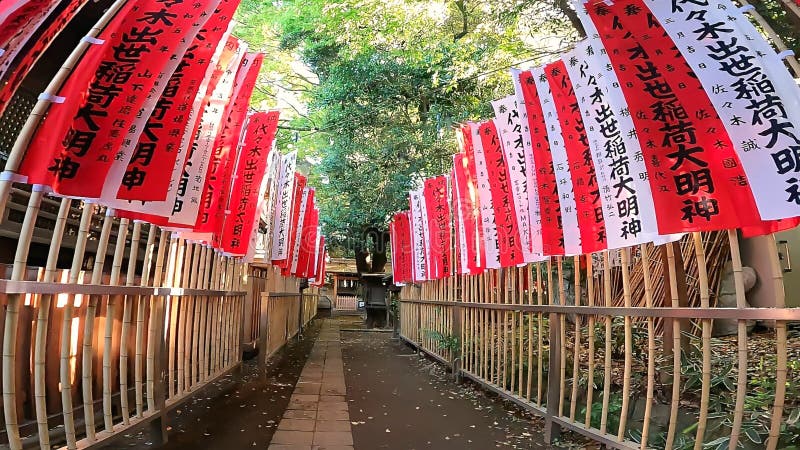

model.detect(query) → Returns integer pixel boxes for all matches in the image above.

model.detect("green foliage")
[424,329,460,353]
[233,0,581,258]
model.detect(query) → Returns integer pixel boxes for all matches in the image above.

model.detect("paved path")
[269,320,355,449]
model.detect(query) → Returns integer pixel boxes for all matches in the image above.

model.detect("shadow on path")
[340,320,548,449]
[101,319,323,449]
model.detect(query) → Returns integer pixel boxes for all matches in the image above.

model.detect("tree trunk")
[554,0,586,38]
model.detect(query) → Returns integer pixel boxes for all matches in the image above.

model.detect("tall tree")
[235,0,581,273]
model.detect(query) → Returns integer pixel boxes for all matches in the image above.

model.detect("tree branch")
[453,0,469,41]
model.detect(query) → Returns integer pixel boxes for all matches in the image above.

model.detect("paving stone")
[271,430,314,446]
[277,418,316,432]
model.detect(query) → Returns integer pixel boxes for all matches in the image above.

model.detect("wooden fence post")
[451,302,463,382]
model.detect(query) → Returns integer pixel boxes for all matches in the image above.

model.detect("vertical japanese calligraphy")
[479,120,525,266]
[545,60,607,254]
[220,110,279,255]
[19,0,220,198]
[585,0,766,233]
[423,175,452,279]
[516,69,565,256]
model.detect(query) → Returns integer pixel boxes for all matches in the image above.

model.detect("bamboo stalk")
[725,230,747,449]
[59,205,94,450]
[618,248,633,441]
[537,262,544,406]
[526,265,534,401]
[600,251,612,436]
[692,232,711,450]
[517,267,524,397]
[557,257,566,418]
[570,255,581,422]
[0,0,130,216]
[135,225,157,418]
[640,244,656,449]
[119,221,141,424]
[165,237,180,399]
[766,234,787,450]
[665,243,682,450]
[585,255,595,429]
[2,188,45,450]
[33,197,71,450]
[81,210,114,442]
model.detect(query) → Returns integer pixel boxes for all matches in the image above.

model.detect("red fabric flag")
[0,0,54,49]
[390,211,414,284]
[517,70,565,256]
[545,60,607,254]
[422,175,452,279]
[452,153,482,275]
[478,120,525,266]
[195,52,263,235]
[220,111,280,255]
[114,38,241,226]
[312,239,327,287]
[116,0,240,202]
[276,173,306,270]
[296,206,319,278]
[0,0,73,118]
[18,0,219,197]
[288,188,314,275]
[586,0,769,234]
[458,125,486,271]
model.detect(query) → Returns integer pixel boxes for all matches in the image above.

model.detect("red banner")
[423,175,451,279]
[0,0,53,48]
[458,124,486,271]
[545,60,607,253]
[195,52,263,235]
[296,207,319,278]
[220,111,280,255]
[516,70,565,256]
[587,0,768,233]
[116,0,240,202]
[0,0,72,118]
[390,212,413,283]
[478,120,524,266]
[18,0,218,197]
[312,237,326,286]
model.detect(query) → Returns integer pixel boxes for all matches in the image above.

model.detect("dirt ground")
[338,316,549,449]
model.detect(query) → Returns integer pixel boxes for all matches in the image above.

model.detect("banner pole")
[0,0,130,218]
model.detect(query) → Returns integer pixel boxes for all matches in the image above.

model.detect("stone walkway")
[269,320,354,450]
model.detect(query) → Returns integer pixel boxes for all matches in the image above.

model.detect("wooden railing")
[400,232,800,450]
[0,197,318,449]
[335,295,359,311]
[258,293,319,360]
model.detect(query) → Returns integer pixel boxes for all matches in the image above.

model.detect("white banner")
[491,95,535,263]
[645,0,800,221]
[409,189,428,282]
[532,66,582,256]
[511,69,545,259]
[290,187,311,274]
[271,150,297,260]
[471,122,502,269]
[562,42,666,249]
[451,160,470,274]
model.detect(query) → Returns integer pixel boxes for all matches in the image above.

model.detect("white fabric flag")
[451,159,470,274]
[409,189,428,282]
[562,42,666,249]
[532,66,583,256]
[511,69,545,259]
[491,95,535,263]
[645,0,800,221]
[271,151,298,260]
[470,122,502,269]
